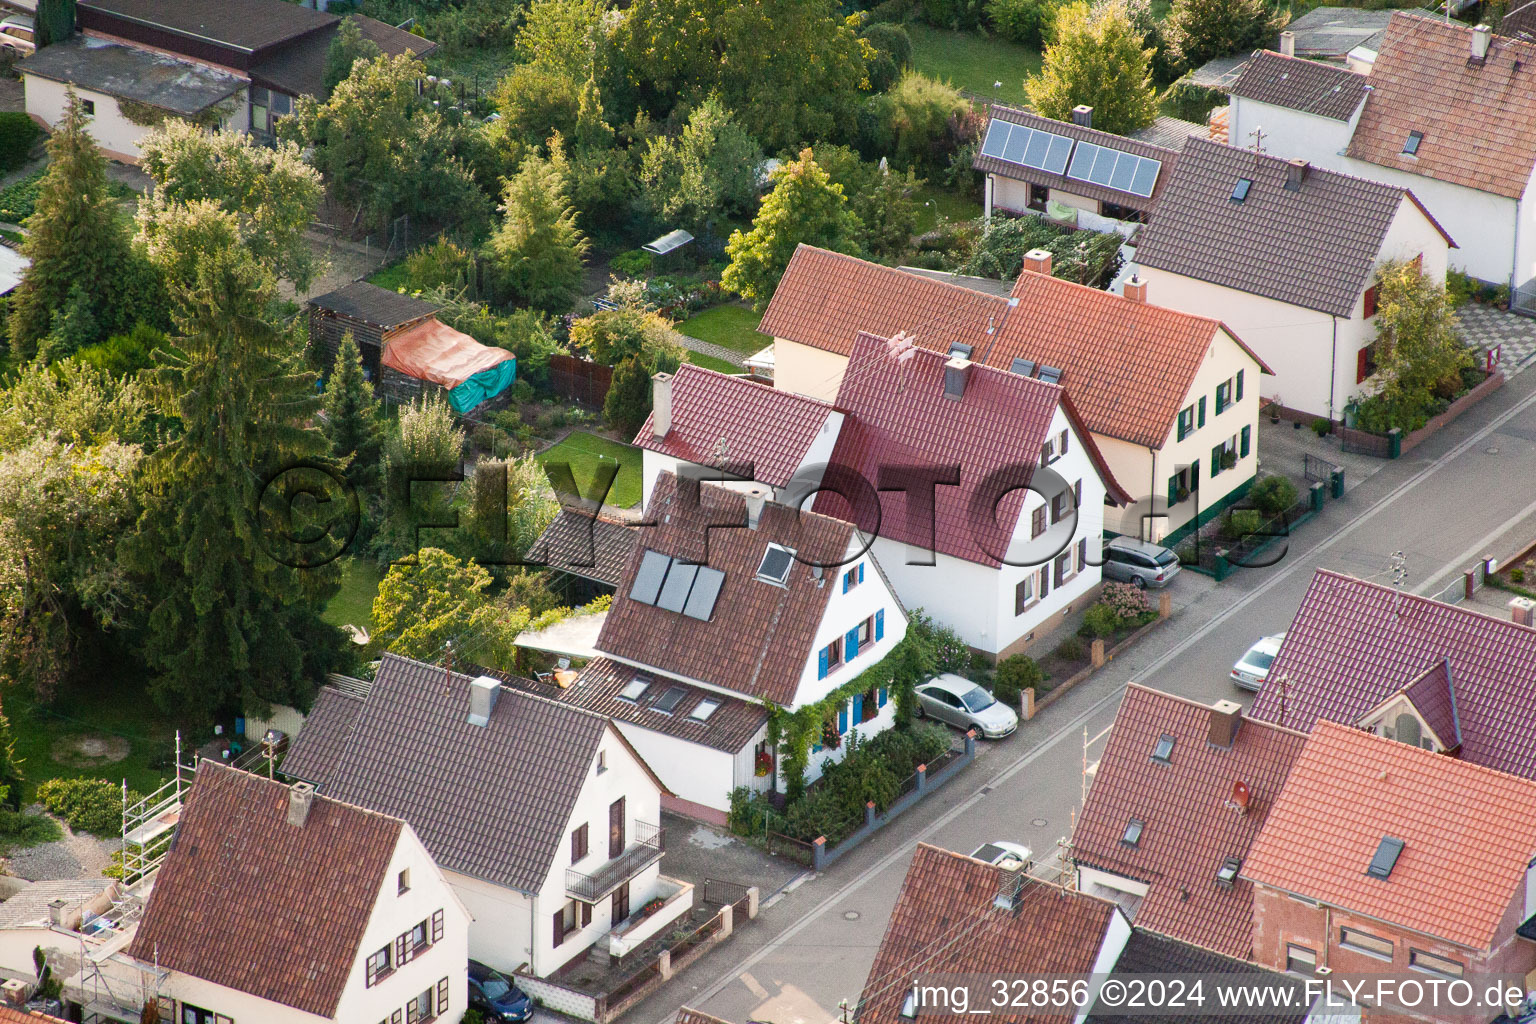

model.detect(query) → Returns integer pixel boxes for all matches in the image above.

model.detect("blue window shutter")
[851,694,863,724]
[858,563,865,584]
[1236,370,1244,402]
[842,572,850,594]
[818,647,829,679]
[845,629,858,663]
[877,687,888,708]
[875,609,885,641]
[838,706,848,734]
[813,738,822,753]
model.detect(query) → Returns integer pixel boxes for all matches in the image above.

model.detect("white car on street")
[1231,633,1285,692]
[971,841,1033,871]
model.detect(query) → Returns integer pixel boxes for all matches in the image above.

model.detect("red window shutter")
[553,908,566,947]
[1363,285,1378,318]
[1073,479,1082,507]
[396,933,409,965]
[366,958,377,988]
[1055,554,1066,586]
[1357,347,1370,384]
[431,909,444,943]
[437,977,450,1014]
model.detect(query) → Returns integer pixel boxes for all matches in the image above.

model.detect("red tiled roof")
[816,333,1065,568]
[1243,720,1536,949]
[1347,13,1536,199]
[758,245,1260,449]
[1073,686,1307,959]
[635,363,838,487]
[127,763,403,1018]
[1250,569,1536,779]
[596,473,856,705]
[0,1010,69,1024]
[858,844,1116,1024]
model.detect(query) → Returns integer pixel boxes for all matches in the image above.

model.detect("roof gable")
[858,844,1116,1023]
[126,763,402,1017]
[1073,686,1307,958]
[818,332,1062,567]
[1228,50,1370,121]
[295,654,612,893]
[761,246,1242,448]
[1243,720,1536,949]
[1251,569,1536,779]
[595,473,852,705]
[1360,658,1462,750]
[1135,137,1428,317]
[1347,12,1536,199]
[634,363,838,488]
[1088,930,1310,1024]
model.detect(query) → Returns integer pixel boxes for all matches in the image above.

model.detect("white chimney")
[1122,275,1147,303]
[1279,30,1295,57]
[468,675,501,726]
[742,483,770,530]
[287,781,316,827]
[1021,248,1052,276]
[651,372,674,439]
[1472,23,1491,61]
[943,356,971,400]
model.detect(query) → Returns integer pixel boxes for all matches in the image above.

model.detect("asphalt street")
[629,362,1536,1024]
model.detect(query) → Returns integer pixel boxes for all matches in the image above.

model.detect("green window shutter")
[1236,370,1244,402]
[1198,396,1206,428]
[1241,425,1251,458]
[1211,444,1222,475]
[1168,474,1178,506]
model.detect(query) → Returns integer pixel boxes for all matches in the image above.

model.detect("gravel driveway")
[4,808,113,881]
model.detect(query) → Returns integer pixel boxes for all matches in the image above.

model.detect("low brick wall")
[1399,370,1504,455]
[1030,612,1169,716]
[515,972,600,1021]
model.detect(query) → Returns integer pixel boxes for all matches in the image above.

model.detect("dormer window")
[1151,734,1175,764]
[1403,131,1423,156]
[1122,818,1144,847]
[757,544,794,585]
[1216,857,1241,888]
[1231,178,1253,204]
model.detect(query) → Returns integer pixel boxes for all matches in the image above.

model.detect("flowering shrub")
[1101,582,1153,623]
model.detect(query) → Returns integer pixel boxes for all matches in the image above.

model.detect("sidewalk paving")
[675,332,747,368]
[1257,416,1387,496]
[1457,303,1536,375]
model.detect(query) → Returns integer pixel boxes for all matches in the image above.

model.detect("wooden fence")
[548,354,613,407]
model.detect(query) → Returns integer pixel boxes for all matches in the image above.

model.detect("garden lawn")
[687,351,741,374]
[915,182,983,233]
[322,557,386,630]
[4,673,175,803]
[677,305,765,356]
[536,430,643,508]
[367,259,413,292]
[907,25,1042,108]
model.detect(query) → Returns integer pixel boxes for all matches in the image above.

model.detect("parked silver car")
[914,674,1019,738]
[1231,633,1285,692]
[1102,536,1181,589]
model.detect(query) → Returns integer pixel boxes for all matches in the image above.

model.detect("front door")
[611,881,630,923]
[609,797,625,858]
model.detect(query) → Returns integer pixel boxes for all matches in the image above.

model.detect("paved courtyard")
[1457,303,1536,375]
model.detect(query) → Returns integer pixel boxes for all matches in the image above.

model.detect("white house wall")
[609,719,739,819]
[790,537,909,708]
[774,338,849,402]
[1516,163,1536,296]
[1229,96,1511,285]
[532,725,664,976]
[445,869,534,976]
[23,75,246,165]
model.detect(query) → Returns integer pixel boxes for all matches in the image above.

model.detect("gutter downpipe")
[1147,446,1157,543]
[1328,315,1339,425]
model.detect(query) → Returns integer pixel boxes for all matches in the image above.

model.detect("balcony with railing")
[566,820,663,903]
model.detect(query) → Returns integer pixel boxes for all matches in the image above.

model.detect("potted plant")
[754,750,773,777]
[1220,450,1237,471]
[640,897,667,918]
[1267,398,1282,424]
[1175,485,1190,504]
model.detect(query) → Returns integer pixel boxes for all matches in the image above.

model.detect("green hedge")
[36,778,143,837]
[0,170,45,224]
[0,113,40,174]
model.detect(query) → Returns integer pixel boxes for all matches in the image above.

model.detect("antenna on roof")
[1390,551,1408,614]
[1248,125,1267,156]
[443,640,454,695]
[713,435,731,468]
[886,331,917,391]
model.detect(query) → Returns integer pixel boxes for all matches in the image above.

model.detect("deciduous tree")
[1359,260,1475,431]
[1164,0,1281,71]
[722,149,862,310]
[639,96,762,238]
[323,15,382,95]
[370,547,523,669]
[1025,1,1157,136]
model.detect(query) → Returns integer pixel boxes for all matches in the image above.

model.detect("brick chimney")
[287,781,316,827]
[1208,699,1243,748]
[943,356,972,401]
[467,675,500,727]
[1284,158,1309,191]
[1471,23,1491,62]
[1511,596,1535,627]
[651,372,674,439]
[1021,248,1053,276]
[1122,275,1147,303]
[1279,30,1295,57]
[1071,105,1093,128]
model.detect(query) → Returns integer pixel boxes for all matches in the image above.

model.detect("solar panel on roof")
[980,120,1012,159]
[629,550,672,605]
[1010,357,1038,377]
[980,119,1075,175]
[656,560,699,612]
[1367,836,1404,879]
[1066,142,1161,199]
[683,566,725,621]
[1002,123,1030,164]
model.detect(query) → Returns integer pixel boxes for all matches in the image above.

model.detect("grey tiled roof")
[1128,116,1211,153]
[496,656,768,754]
[300,653,611,894]
[1135,137,1421,317]
[306,281,439,329]
[1228,51,1368,121]
[972,105,1179,213]
[1088,931,1309,1024]
[1285,7,1394,58]
[280,686,364,786]
[527,507,639,587]
[0,879,112,929]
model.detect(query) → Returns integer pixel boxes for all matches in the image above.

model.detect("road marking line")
[667,378,1536,1024]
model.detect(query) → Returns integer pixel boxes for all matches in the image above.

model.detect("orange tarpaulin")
[381,317,513,390]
